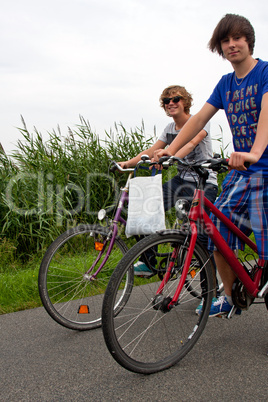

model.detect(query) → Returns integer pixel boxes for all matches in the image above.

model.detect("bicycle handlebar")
[109,156,168,174]
[110,155,250,175]
[160,155,250,172]
[109,161,135,173]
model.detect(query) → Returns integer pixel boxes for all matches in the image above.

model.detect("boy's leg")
[213,250,236,296]
[207,172,252,316]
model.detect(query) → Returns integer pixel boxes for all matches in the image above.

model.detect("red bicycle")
[102,156,268,374]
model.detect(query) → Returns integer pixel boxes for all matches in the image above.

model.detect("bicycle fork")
[84,225,118,280]
[153,226,199,312]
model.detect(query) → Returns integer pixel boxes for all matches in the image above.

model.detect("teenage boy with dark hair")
[155,14,268,316]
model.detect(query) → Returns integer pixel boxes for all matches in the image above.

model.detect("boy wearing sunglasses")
[154,14,268,317]
[119,85,218,289]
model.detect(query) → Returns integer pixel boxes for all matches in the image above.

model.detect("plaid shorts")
[208,170,268,259]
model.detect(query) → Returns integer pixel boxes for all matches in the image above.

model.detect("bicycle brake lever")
[158,156,170,164]
[208,158,228,172]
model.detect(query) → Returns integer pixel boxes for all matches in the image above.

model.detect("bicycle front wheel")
[39,224,131,330]
[102,231,214,374]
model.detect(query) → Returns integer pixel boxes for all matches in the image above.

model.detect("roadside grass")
[0,263,41,314]
[0,233,258,315]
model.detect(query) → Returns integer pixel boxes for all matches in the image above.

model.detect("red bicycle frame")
[158,187,264,305]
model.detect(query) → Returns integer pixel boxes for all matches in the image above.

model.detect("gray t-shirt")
[158,119,217,185]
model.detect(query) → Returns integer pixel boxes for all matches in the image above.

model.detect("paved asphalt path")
[1,302,267,401]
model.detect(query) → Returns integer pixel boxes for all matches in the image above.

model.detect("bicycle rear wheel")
[102,231,214,374]
[39,224,132,330]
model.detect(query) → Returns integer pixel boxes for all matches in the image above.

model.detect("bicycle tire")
[39,224,133,330]
[102,231,214,374]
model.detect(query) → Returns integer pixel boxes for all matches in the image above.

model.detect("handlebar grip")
[222,159,229,166]
[109,162,118,173]
[216,158,250,169]
[225,159,250,168]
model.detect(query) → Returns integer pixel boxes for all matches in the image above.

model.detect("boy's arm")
[118,139,166,168]
[154,103,218,160]
[175,129,207,159]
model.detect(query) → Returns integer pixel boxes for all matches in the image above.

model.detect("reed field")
[0,117,160,313]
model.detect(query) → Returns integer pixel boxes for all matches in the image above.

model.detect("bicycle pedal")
[226,306,241,319]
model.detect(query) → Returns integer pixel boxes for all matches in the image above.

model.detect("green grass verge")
[0,264,42,314]
[0,233,258,315]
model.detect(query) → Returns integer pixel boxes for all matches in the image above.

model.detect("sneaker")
[195,297,218,315]
[208,296,234,317]
[134,261,153,277]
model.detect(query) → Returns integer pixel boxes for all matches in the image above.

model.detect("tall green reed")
[0,116,155,266]
[212,125,231,194]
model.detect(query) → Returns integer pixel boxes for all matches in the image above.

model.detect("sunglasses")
[163,96,182,105]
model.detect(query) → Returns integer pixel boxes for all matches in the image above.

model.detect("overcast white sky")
[1,0,268,155]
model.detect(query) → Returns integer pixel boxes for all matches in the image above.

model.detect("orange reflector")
[95,242,104,251]
[78,305,90,314]
[189,269,196,278]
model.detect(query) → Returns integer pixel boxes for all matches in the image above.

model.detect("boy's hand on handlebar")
[228,152,255,171]
[149,156,163,170]
[153,149,172,162]
[118,161,129,169]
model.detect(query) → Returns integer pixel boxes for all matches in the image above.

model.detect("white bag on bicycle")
[125,173,166,237]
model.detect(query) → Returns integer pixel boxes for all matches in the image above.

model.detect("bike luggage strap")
[134,165,161,177]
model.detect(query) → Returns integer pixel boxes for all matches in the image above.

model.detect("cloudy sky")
[1,0,268,155]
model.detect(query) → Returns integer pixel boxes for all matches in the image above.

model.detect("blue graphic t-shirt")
[207,59,268,176]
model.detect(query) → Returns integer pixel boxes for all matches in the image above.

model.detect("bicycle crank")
[232,279,254,310]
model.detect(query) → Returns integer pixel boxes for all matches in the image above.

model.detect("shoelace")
[213,296,226,306]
